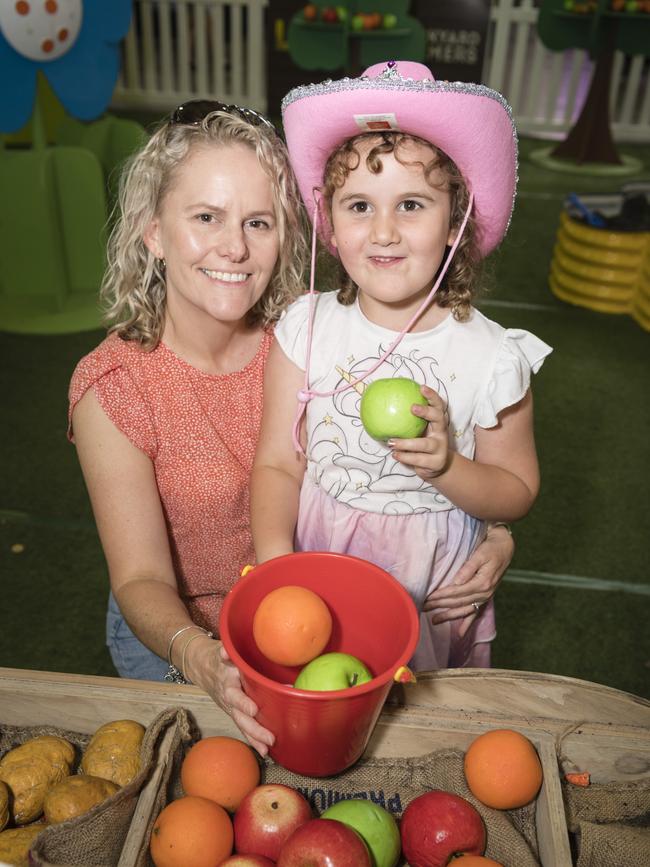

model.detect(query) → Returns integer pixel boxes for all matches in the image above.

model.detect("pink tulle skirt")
[296,477,496,672]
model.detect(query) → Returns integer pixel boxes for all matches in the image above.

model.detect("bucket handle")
[394,665,416,684]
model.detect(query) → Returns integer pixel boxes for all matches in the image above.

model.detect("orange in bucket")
[253,584,332,666]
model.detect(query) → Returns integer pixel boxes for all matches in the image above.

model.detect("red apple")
[400,790,486,867]
[220,857,275,866]
[321,6,339,23]
[234,784,312,861]
[278,818,372,866]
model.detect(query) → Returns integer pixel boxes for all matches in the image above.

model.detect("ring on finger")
[472,601,482,613]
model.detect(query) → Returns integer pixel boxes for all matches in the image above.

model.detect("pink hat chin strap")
[290,190,475,453]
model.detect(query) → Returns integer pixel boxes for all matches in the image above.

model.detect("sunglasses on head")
[170,99,278,135]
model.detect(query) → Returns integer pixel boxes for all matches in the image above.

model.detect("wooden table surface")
[2,666,648,867]
[2,665,648,732]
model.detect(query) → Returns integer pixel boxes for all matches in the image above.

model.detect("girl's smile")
[330,138,456,331]
[368,255,405,267]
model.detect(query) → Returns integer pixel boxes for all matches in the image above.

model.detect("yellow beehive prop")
[550,206,650,332]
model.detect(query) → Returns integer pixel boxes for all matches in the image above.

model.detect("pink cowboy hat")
[282,60,517,257]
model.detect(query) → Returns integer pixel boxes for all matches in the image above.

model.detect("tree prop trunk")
[551,29,620,165]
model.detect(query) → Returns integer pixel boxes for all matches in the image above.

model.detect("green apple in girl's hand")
[360,377,428,441]
[294,652,373,690]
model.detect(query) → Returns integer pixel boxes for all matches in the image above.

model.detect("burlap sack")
[265,749,540,867]
[562,778,650,867]
[127,711,199,867]
[0,706,193,867]
[129,742,540,866]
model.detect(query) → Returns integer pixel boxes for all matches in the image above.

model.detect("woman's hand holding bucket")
[190,639,275,756]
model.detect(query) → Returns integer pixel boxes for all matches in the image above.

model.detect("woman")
[69,101,514,755]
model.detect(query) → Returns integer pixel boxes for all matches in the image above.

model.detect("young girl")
[251,62,552,671]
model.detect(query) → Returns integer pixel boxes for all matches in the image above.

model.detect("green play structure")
[0,0,137,334]
[0,77,144,335]
[288,1,425,74]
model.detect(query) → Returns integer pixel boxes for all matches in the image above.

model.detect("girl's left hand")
[390,385,450,482]
[422,524,514,637]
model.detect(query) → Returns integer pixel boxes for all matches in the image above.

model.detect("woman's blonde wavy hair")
[102,109,309,348]
[321,132,482,321]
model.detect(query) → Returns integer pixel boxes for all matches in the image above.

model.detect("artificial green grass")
[1,135,649,698]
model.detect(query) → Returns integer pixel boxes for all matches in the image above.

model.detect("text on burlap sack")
[296,786,403,815]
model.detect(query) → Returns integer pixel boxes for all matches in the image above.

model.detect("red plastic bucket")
[220,551,420,777]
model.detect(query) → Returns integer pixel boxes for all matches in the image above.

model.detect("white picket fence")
[114,0,269,112]
[486,0,650,143]
[112,0,650,143]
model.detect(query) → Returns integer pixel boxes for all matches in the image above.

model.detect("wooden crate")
[1,666,649,866]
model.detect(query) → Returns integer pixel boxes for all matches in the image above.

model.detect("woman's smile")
[199,268,251,284]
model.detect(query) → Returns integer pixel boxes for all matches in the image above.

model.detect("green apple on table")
[360,377,428,441]
[322,799,401,867]
[293,652,372,691]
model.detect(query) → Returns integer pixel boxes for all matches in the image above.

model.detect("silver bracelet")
[180,631,214,683]
[167,624,200,665]
[165,624,213,685]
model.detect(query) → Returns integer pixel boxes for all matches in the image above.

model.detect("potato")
[0,736,74,825]
[81,719,145,787]
[0,824,47,866]
[43,774,120,824]
[0,735,75,772]
[0,780,8,831]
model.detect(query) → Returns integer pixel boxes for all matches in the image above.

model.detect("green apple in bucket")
[294,652,373,691]
[360,377,428,441]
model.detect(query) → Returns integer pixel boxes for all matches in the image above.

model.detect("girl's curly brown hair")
[320,132,482,321]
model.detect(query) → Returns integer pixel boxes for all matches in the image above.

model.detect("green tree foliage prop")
[537,0,650,164]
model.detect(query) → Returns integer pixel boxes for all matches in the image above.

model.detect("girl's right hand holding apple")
[389,385,450,482]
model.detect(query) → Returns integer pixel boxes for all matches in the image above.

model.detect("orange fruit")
[454,856,504,866]
[464,728,543,809]
[181,736,260,811]
[253,585,332,666]
[150,795,233,867]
